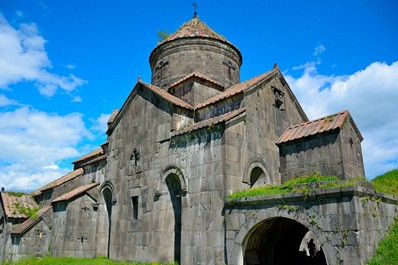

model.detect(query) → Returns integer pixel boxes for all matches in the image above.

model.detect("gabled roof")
[276,110,363,145]
[167,71,225,92]
[0,192,38,219]
[32,168,84,196]
[174,108,246,136]
[11,205,52,235]
[139,80,194,110]
[196,69,276,109]
[51,183,100,203]
[72,148,104,164]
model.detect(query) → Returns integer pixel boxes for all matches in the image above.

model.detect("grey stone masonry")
[225,185,398,265]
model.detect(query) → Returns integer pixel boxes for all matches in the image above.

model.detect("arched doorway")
[243,217,327,265]
[166,174,182,264]
[98,182,116,258]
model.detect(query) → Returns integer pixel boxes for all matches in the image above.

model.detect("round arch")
[243,159,271,187]
[157,165,188,193]
[99,181,116,258]
[100,181,117,204]
[241,217,327,265]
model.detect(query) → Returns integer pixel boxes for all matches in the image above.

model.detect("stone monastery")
[1,13,397,265]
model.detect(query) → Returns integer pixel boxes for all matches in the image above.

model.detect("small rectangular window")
[132,196,138,220]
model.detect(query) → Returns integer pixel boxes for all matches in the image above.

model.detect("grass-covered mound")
[3,256,177,265]
[371,169,398,196]
[366,169,398,265]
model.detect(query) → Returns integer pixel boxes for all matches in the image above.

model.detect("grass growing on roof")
[3,256,178,265]
[228,172,368,201]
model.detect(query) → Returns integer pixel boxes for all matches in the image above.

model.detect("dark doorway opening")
[166,174,182,264]
[243,217,327,265]
[103,188,113,259]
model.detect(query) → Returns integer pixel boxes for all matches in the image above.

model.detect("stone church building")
[3,14,393,265]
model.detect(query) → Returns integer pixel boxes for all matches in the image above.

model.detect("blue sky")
[0,0,397,191]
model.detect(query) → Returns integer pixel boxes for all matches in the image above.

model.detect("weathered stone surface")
[1,14,394,265]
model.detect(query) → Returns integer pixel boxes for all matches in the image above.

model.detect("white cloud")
[91,113,112,134]
[0,94,19,107]
[0,13,86,97]
[0,106,93,191]
[286,61,398,179]
[313,44,326,56]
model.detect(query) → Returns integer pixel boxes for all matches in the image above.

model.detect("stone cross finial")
[193,3,198,18]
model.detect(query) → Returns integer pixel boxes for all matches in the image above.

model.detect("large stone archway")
[242,217,326,265]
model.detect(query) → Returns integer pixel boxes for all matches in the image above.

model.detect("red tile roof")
[81,154,107,167]
[139,80,194,110]
[276,110,359,144]
[160,17,229,45]
[107,109,119,125]
[0,192,38,219]
[196,69,276,109]
[167,71,225,91]
[175,108,246,136]
[72,148,104,164]
[51,183,100,203]
[32,168,84,196]
[11,205,52,235]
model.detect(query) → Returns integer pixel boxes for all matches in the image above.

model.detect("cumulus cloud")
[0,13,86,97]
[0,94,19,107]
[90,113,112,134]
[285,61,398,179]
[0,106,93,191]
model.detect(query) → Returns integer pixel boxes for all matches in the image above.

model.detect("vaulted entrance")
[243,217,326,265]
[166,174,182,264]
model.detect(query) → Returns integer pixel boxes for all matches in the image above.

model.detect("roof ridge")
[72,147,104,164]
[139,80,194,110]
[196,69,276,109]
[32,168,84,196]
[174,108,246,136]
[11,205,52,235]
[166,71,225,91]
[51,182,100,203]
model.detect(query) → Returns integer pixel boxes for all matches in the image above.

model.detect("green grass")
[366,220,398,265]
[366,169,398,265]
[228,172,360,201]
[371,169,398,196]
[3,256,178,265]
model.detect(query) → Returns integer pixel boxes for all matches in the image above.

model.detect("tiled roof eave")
[196,69,276,110]
[173,108,246,136]
[276,110,352,145]
[51,183,100,203]
[81,154,107,167]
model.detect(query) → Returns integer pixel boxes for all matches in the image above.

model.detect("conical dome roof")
[150,16,242,88]
[159,17,229,44]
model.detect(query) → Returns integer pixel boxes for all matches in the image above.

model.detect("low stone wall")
[224,185,397,265]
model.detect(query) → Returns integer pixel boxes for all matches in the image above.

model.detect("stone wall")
[51,194,98,258]
[224,186,398,265]
[278,117,365,181]
[150,38,241,88]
